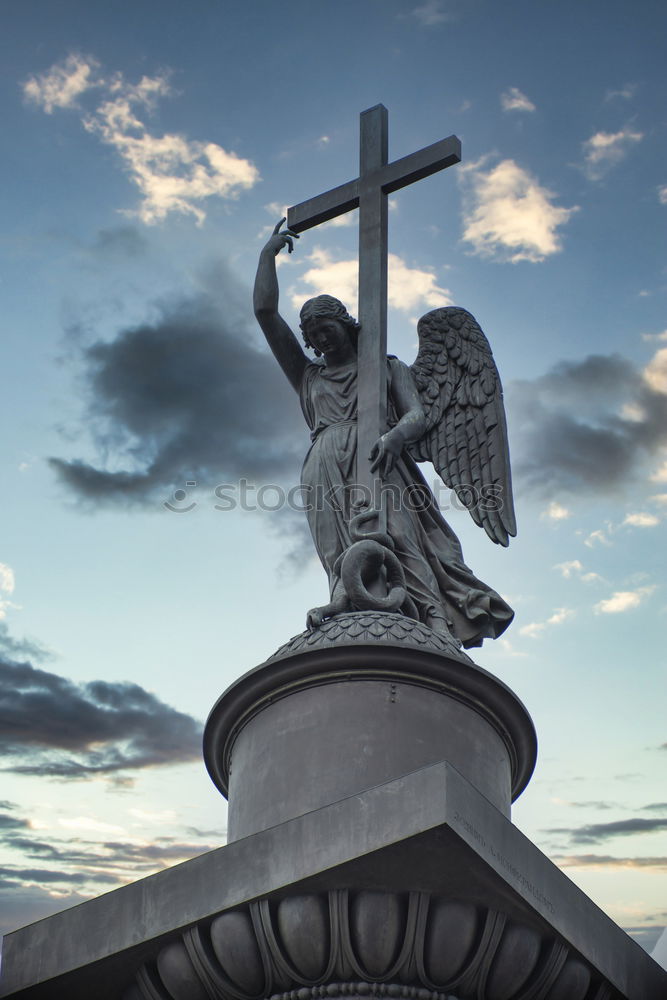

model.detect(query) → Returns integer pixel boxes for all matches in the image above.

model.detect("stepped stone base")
[1,762,665,999]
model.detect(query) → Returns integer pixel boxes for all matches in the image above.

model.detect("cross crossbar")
[287,135,461,233]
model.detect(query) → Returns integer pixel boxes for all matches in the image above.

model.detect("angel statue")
[254,221,516,649]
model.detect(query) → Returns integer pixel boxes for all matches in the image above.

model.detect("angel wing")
[408,306,517,546]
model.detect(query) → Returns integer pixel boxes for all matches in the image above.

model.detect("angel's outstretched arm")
[253,219,307,393]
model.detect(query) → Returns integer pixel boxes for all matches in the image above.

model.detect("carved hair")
[299,295,361,356]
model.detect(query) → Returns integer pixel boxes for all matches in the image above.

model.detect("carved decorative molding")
[124,889,616,1000]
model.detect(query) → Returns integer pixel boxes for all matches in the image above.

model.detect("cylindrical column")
[204,614,537,842]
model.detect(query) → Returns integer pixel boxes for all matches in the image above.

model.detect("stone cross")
[287,104,461,502]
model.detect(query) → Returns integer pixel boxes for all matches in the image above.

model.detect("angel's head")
[299,295,360,358]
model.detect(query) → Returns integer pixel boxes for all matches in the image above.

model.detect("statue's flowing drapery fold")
[299,358,513,648]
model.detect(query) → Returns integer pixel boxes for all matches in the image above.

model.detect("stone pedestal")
[204,613,537,838]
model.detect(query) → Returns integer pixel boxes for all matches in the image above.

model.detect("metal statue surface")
[253,222,515,649]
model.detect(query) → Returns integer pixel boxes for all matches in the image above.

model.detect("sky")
[0,0,666,960]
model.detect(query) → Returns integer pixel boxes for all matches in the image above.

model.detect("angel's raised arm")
[253,219,307,393]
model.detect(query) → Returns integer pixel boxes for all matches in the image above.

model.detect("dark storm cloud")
[0,624,53,663]
[0,866,119,887]
[2,835,97,865]
[50,288,305,504]
[508,353,667,495]
[2,832,218,873]
[0,813,29,831]
[94,837,219,864]
[546,817,667,844]
[0,639,202,779]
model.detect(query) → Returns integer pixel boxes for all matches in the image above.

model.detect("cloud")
[554,559,583,577]
[387,254,453,310]
[581,127,643,181]
[0,837,214,935]
[500,87,536,113]
[50,277,304,505]
[605,83,638,101]
[23,56,258,224]
[4,831,214,869]
[541,501,570,521]
[460,157,577,262]
[620,402,646,422]
[659,186,667,206]
[0,624,202,779]
[584,529,611,548]
[547,817,667,844]
[291,250,358,312]
[553,799,621,810]
[86,81,258,224]
[510,352,667,497]
[553,854,667,870]
[290,249,452,316]
[651,460,667,483]
[0,811,30,832]
[0,562,17,620]
[554,560,603,583]
[644,347,667,394]
[518,606,573,639]
[23,53,101,113]
[594,586,655,615]
[0,564,16,594]
[412,1,451,26]
[623,512,660,527]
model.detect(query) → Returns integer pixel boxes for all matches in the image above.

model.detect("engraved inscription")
[453,811,556,915]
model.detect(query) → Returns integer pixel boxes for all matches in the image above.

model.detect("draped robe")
[299,358,513,649]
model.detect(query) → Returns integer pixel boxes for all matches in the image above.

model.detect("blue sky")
[1,0,666,956]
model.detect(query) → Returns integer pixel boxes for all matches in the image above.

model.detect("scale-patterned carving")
[125,888,616,1000]
[266,612,473,664]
